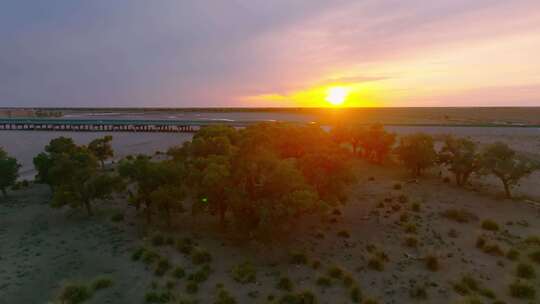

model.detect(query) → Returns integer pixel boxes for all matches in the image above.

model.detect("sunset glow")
[325,87,348,106]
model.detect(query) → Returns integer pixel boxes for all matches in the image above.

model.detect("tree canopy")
[479,142,539,198]
[438,136,481,186]
[0,147,21,197]
[395,133,436,177]
[88,135,114,169]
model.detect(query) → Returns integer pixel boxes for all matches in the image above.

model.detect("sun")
[325,86,349,106]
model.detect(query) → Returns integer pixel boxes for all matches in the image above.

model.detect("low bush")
[350,286,362,303]
[316,276,332,287]
[425,255,439,271]
[509,280,536,299]
[276,276,293,291]
[529,250,540,264]
[290,251,308,265]
[57,283,92,304]
[231,261,256,284]
[327,266,344,279]
[481,220,499,231]
[516,263,536,279]
[191,247,212,265]
[404,236,418,248]
[173,266,185,279]
[91,277,113,291]
[440,209,478,223]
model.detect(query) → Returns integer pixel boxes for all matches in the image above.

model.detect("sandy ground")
[1,157,540,303]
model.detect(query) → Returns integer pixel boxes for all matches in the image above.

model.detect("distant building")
[0,108,35,117]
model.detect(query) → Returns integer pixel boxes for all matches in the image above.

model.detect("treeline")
[1,122,538,235]
[332,123,540,198]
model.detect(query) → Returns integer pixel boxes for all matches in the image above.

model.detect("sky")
[1,0,539,108]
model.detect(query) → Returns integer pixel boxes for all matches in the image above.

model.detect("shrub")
[395,133,436,177]
[311,260,321,269]
[440,209,478,223]
[367,257,384,271]
[411,202,421,212]
[529,250,540,264]
[409,285,428,299]
[524,236,540,246]
[215,288,236,304]
[290,251,308,265]
[111,212,124,222]
[186,281,199,294]
[57,283,92,304]
[231,261,256,284]
[476,236,486,249]
[404,223,416,234]
[277,276,293,291]
[404,236,418,248]
[151,234,165,246]
[176,238,194,255]
[509,280,536,299]
[91,277,113,291]
[155,258,171,276]
[482,244,504,256]
[142,250,159,264]
[350,286,362,303]
[398,194,408,204]
[342,274,354,287]
[425,255,439,271]
[173,266,186,279]
[399,212,409,223]
[191,247,212,265]
[144,291,172,303]
[481,220,499,231]
[393,183,402,190]
[132,247,145,261]
[328,266,344,279]
[316,276,332,287]
[188,265,211,283]
[337,230,350,238]
[506,249,520,261]
[516,263,536,279]
[279,290,316,304]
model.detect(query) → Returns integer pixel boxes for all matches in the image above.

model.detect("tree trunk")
[502,180,512,198]
[165,207,171,228]
[84,200,93,216]
[219,204,227,228]
[100,160,105,170]
[455,173,461,186]
[1,188,7,197]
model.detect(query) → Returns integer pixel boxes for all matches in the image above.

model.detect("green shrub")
[367,257,384,271]
[186,282,199,294]
[191,247,212,265]
[399,212,409,223]
[411,202,421,212]
[516,263,536,279]
[290,251,308,265]
[151,234,165,246]
[524,236,540,246]
[481,220,499,231]
[142,250,159,264]
[176,237,194,255]
[479,287,495,299]
[337,230,350,238]
[509,280,536,299]
[409,285,427,299]
[278,290,316,304]
[342,274,354,287]
[404,223,416,234]
[440,209,478,223]
[404,236,418,247]
[316,276,332,287]
[231,261,256,284]
[144,291,172,303]
[188,265,211,283]
[91,277,113,291]
[155,258,171,276]
[398,194,408,203]
[276,276,293,291]
[350,286,362,303]
[311,260,321,270]
[327,266,343,279]
[482,244,504,256]
[529,250,540,264]
[111,212,124,222]
[57,283,92,304]
[506,249,520,261]
[393,183,402,190]
[215,288,236,304]
[173,266,185,279]
[132,247,145,261]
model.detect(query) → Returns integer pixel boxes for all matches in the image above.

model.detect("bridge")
[0,118,268,133]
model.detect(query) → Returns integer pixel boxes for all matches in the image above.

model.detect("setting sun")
[325,87,349,106]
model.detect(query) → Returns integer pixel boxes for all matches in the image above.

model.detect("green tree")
[438,136,481,186]
[0,147,21,197]
[359,124,396,163]
[119,156,186,225]
[479,142,539,198]
[49,145,123,215]
[88,135,114,169]
[33,137,78,191]
[395,133,437,177]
